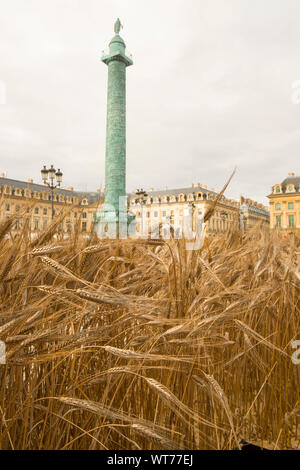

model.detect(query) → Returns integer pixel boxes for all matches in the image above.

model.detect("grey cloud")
[0,0,299,204]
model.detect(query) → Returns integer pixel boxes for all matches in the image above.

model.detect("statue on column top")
[114,18,122,34]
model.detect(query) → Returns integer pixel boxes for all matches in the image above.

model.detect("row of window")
[274,185,298,193]
[131,193,212,205]
[2,186,89,205]
[275,202,295,210]
[16,219,89,232]
[135,209,234,220]
[5,204,88,219]
[276,214,295,227]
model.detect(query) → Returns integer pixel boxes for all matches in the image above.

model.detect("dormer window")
[169,195,176,202]
[15,188,22,196]
[81,198,88,205]
[287,185,294,192]
[153,197,160,204]
[59,194,65,203]
[275,186,281,193]
[34,191,41,199]
[179,194,185,202]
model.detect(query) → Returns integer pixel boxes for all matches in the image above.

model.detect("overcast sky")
[0,0,299,204]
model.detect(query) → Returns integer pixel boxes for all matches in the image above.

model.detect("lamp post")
[41,165,63,219]
[135,188,148,236]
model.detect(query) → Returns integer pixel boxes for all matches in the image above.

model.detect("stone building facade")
[0,176,101,234]
[0,175,269,237]
[239,197,270,232]
[268,172,300,236]
[128,183,269,237]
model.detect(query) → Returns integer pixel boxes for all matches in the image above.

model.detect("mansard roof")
[0,177,103,205]
[128,186,216,199]
[268,174,300,197]
[147,186,215,197]
[241,202,269,216]
[281,175,300,190]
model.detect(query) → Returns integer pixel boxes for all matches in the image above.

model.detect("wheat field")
[0,208,299,450]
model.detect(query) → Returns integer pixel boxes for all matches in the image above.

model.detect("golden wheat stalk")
[29,245,65,256]
[131,424,177,450]
[102,345,193,363]
[76,289,130,306]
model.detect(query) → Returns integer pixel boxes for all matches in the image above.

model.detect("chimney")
[97,188,101,193]
[197,182,201,187]
[149,187,154,192]
[288,172,295,176]
[28,178,33,183]
[66,186,74,191]
[210,188,214,192]
[0,172,5,178]
[190,183,194,187]
[203,185,207,189]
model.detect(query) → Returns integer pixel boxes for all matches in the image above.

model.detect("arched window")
[82,212,87,219]
[275,186,281,193]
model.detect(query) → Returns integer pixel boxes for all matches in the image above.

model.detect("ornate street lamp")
[41,165,63,219]
[135,188,148,204]
[135,189,148,235]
